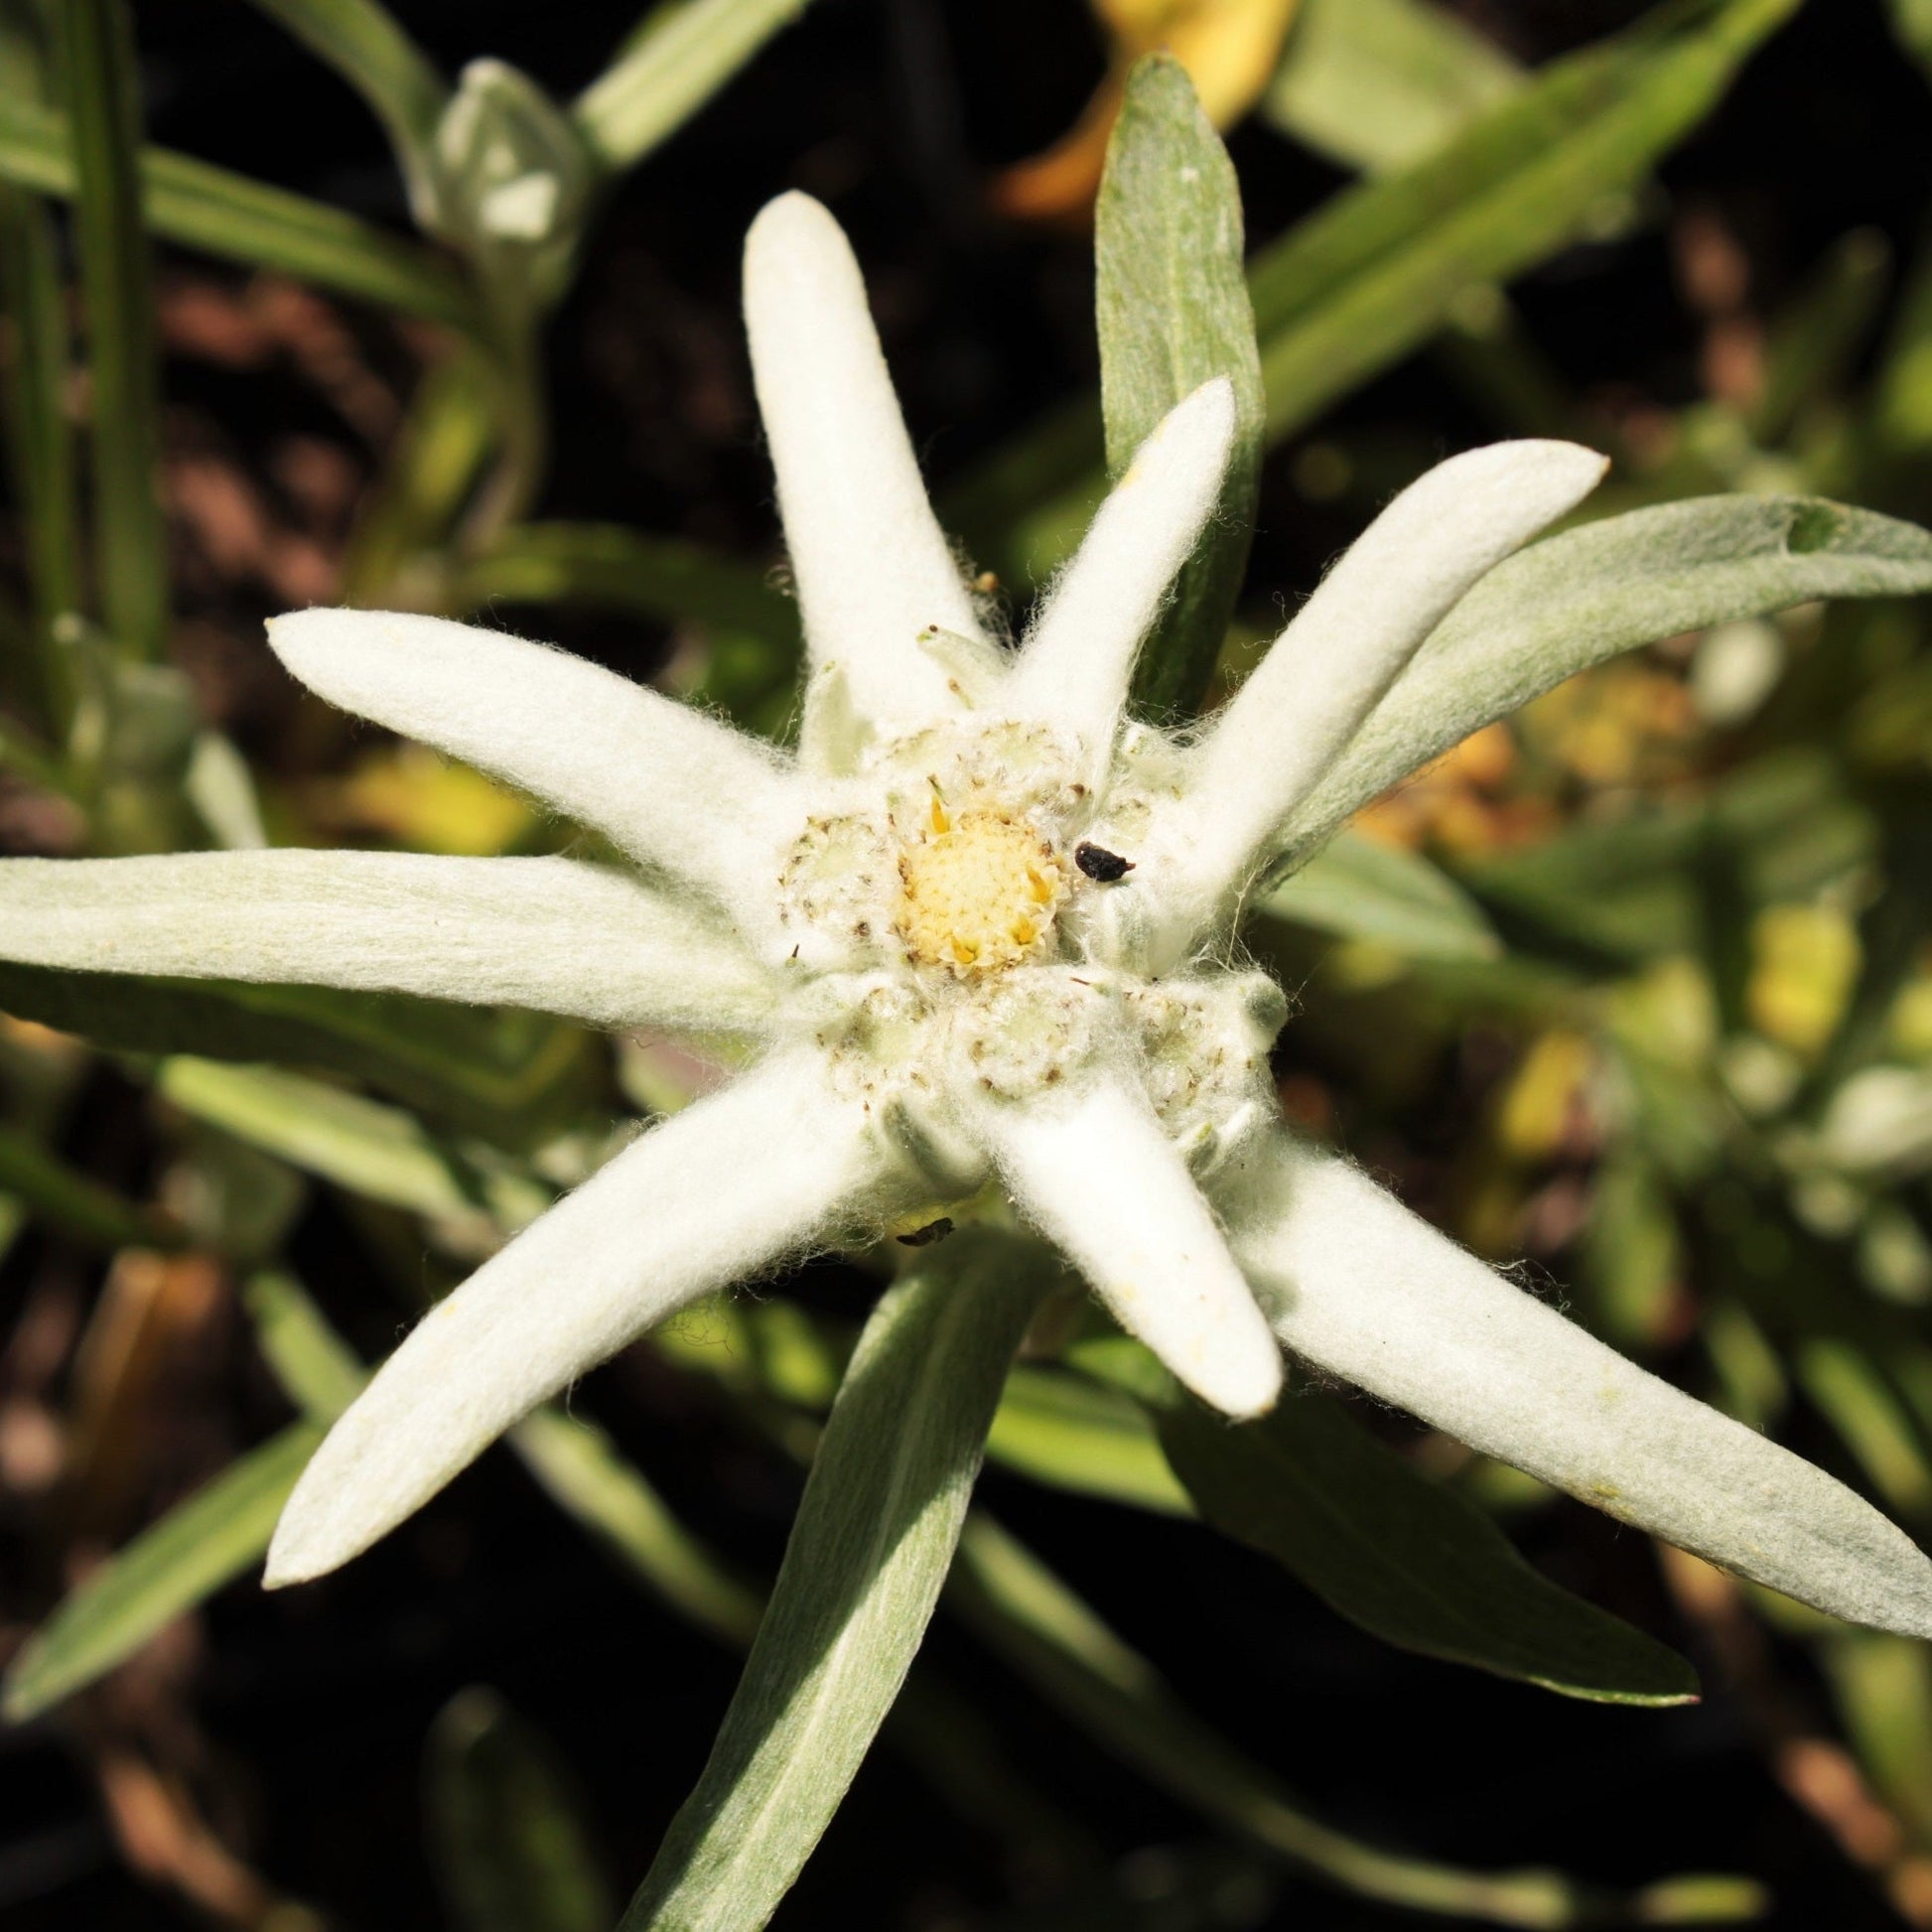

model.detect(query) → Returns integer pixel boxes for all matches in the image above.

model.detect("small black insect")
[896,1216,955,1248]
[1074,842,1135,883]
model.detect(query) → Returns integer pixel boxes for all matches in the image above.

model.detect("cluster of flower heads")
[3,193,1931,1637]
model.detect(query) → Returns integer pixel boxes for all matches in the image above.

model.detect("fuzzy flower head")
[7,193,1932,1640]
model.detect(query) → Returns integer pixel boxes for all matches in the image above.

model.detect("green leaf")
[951,1517,1757,1926]
[1277,495,1932,868]
[1095,57,1265,725]
[951,0,1798,584]
[245,1269,369,1422]
[1141,1371,1698,1706]
[0,94,479,332]
[510,1408,763,1649]
[1259,827,1501,961]
[155,1058,551,1230]
[241,0,448,215]
[573,0,821,172]
[452,522,802,734]
[986,1363,1193,1516]
[0,960,597,1148]
[1264,0,1525,177]
[1,1421,322,1722]
[0,182,82,721]
[620,1231,1054,1932]
[53,0,168,661]
[425,1688,616,1932]
[0,1121,181,1251]
[1887,0,1932,88]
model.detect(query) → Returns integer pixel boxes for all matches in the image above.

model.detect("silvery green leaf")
[1277,496,1932,867]
[620,1231,1055,1932]
[1259,827,1500,961]
[1095,56,1264,724]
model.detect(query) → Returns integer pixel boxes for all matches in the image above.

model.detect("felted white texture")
[0,850,778,1035]
[267,609,800,934]
[1230,1133,1932,1637]
[744,192,983,734]
[266,1051,910,1585]
[1008,379,1236,767]
[1144,441,1608,965]
[976,1071,1282,1420]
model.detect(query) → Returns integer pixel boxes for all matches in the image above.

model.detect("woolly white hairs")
[3,190,1931,1636]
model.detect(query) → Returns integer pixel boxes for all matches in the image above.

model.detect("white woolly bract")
[975,1068,1282,1419]
[265,1051,914,1586]
[1140,441,1609,968]
[1008,378,1236,772]
[267,608,800,941]
[744,193,984,735]
[0,849,778,1035]
[1228,1133,1932,1638]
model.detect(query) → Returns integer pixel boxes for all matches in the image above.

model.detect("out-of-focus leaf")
[1,1421,321,1722]
[0,182,81,718]
[1827,1632,1932,1843]
[573,0,821,171]
[1125,1363,1697,1705]
[958,0,1797,581]
[52,0,167,661]
[0,1123,181,1251]
[154,1058,550,1232]
[987,1363,1192,1516]
[620,1232,1054,1932]
[0,961,598,1149]
[426,1688,615,1932]
[0,94,479,331]
[245,1270,368,1422]
[242,0,448,216]
[1451,755,1873,968]
[1797,1340,1932,1518]
[1582,1150,1684,1346]
[510,1408,762,1648]
[1279,497,1932,869]
[1887,0,1932,87]
[951,1517,1759,1926]
[1749,227,1889,447]
[1096,57,1265,724]
[1264,0,1523,176]
[1260,828,1501,961]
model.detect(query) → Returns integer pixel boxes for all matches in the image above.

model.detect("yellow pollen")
[897,809,1064,976]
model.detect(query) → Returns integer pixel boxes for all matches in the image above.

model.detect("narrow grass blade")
[51,0,168,660]
[1,1421,323,1723]
[0,1122,182,1251]
[574,0,820,172]
[0,183,82,721]
[242,0,447,214]
[1096,56,1264,724]
[952,1517,1763,1927]
[619,1231,1054,1932]
[0,94,479,331]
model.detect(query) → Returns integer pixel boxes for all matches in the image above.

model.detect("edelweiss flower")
[5,193,1931,1635]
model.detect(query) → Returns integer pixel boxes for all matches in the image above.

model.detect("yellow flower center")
[896,798,1063,975]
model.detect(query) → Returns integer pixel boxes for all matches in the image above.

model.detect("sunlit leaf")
[987,1363,1192,1516]
[1097,57,1265,723]
[620,1232,1054,1932]
[1,1421,321,1723]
